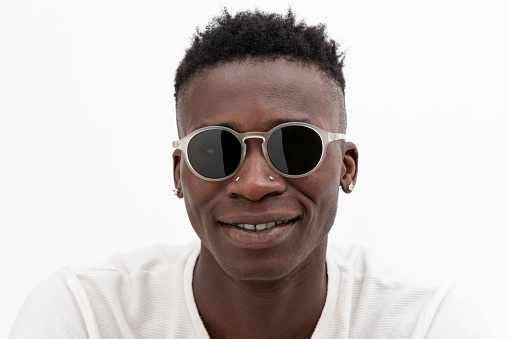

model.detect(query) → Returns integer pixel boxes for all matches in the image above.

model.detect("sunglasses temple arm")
[172,140,181,149]
[328,133,346,142]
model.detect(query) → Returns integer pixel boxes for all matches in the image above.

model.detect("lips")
[230,220,290,231]
[217,212,300,247]
[219,217,298,248]
[219,214,299,231]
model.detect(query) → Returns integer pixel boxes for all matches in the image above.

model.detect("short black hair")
[174,9,346,102]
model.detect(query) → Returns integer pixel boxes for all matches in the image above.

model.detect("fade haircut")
[174,9,347,131]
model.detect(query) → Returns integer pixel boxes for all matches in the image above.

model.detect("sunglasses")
[172,122,346,181]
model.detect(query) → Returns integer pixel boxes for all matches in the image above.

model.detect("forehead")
[177,59,344,135]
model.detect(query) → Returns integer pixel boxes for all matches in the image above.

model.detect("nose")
[225,139,286,201]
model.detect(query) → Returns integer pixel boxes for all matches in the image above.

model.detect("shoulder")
[325,243,491,338]
[326,243,440,325]
[10,242,201,338]
[10,268,88,338]
[81,241,199,275]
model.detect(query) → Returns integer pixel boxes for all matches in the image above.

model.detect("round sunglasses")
[172,122,346,181]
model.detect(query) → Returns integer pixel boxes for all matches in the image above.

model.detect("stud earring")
[269,176,274,181]
[348,183,355,192]
[173,188,181,196]
[236,177,241,182]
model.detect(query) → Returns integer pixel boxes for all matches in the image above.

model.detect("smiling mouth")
[221,218,299,232]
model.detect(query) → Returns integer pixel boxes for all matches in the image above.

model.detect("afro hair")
[174,9,346,102]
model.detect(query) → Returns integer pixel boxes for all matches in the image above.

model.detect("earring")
[348,183,355,192]
[235,177,241,182]
[173,188,181,196]
[269,176,274,181]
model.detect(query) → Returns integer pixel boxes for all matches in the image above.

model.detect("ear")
[172,149,184,198]
[340,142,359,193]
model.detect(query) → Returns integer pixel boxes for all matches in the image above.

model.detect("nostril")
[226,165,286,201]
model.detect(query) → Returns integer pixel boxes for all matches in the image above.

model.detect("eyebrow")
[199,118,312,132]
[200,121,239,130]
[271,118,311,126]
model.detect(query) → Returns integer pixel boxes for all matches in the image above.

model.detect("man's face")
[174,59,354,281]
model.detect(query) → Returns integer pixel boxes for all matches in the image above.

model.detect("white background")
[1,0,507,337]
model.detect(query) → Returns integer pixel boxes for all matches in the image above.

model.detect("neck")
[192,242,328,339]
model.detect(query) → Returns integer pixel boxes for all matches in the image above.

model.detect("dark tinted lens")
[267,125,323,175]
[187,129,242,179]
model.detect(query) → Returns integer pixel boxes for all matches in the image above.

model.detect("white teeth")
[233,220,291,232]
[256,224,267,231]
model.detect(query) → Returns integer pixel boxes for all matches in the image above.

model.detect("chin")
[222,261,296,282]
[215,248,311,282]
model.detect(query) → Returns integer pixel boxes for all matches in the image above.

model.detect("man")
[11,9,489,339]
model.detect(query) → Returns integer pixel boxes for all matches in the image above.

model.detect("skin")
[173,59,358,339]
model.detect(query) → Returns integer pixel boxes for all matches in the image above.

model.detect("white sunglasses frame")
[172,122,346,182]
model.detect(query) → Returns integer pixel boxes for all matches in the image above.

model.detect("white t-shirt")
[10,242,490,338]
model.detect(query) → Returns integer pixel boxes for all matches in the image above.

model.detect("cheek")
[181,163,218,200]
[309,146,342,226]
[325,145,343,184]
[310,146,342,195]
[180,166,218,233]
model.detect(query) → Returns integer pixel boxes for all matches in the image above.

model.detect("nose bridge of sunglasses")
[239,132,266,148]
[235,134,271,169]
[239,131,267,142]
[239,134,266,154]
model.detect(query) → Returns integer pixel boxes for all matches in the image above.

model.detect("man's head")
[174,9,347,134]
[172,9,358,282]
